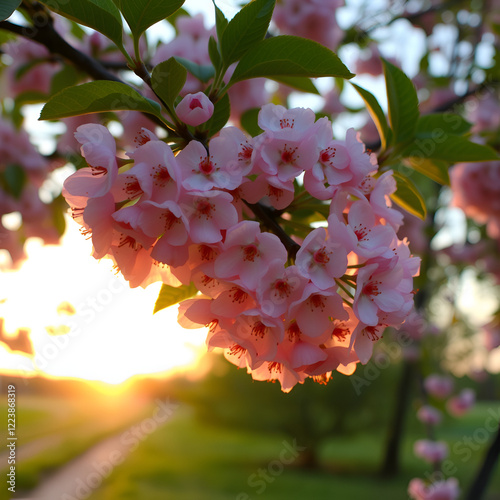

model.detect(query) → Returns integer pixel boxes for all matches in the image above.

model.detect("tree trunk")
[379,360,414,477]
[465,420,500,500]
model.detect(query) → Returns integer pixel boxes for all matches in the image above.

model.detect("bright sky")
[0,216,208,384]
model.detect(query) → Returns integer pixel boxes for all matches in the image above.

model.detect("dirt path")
[26,431,134,500]
[24,397,177,500]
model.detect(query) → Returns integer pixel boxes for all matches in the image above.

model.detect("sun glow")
[0,217,208,384]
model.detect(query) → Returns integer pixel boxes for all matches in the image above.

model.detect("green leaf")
[38,0,124,50]
[240,108,263,137]
[405,157,450,185]
[0,0,22,21]
[208,35,221,71]
[415,113,472,138]
[1,165,27,199]
[229,36,354,85]
[351,82,392,151]
[201,93,230,137]
[40,81,163,121]
[212,0,228,42]
[390,172,427,220]
[220,0,275,66]
[174,57,215,83]
[153,282,198,314]
[270,76,319,95]
[382,58,419,146]
[112,0,184,39]
[401,135,499,163]
[151,57,187,109]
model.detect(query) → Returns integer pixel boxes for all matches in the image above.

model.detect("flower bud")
[175,92,214,127]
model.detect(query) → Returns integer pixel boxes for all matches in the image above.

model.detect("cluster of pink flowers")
[273,0,345,50]
[450,161,500,240]
[0,119,60,267]
[62,103,419,391]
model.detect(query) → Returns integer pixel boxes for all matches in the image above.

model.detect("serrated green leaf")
[401,135,498,163]
[390,172,427,220]
[0,0,22,21]
[212,1,228,42]
[151,57,187,109]
[174,57,215,83]
[221,0,275,66]
[270,76,319,95]
[153,282,198,314]
[405,157,450,185]
[38,0,124,50]
[383,58,419,146]
[112,0,184,39]
[351,82,391,151]
[240,108,263,137]
[415,113,472,138]
[201,93,230,137]
[40,81,163,121]
[229,36,354,85]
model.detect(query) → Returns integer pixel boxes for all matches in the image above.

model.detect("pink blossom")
[63,124,118,198]
[182,190,238,244]
[346,199,397,259]
[126,136,181,203]
[450,162,500,239]
[414,439,449,463]
[353,259,405,326]
[177,138,240,192]
[417,405,443,426]
[295,226,351,290]
[175,92,214,127]
[214,221,287,290]
[447,388,475,417]
[256,262,308,318]
[304,128,377,200]
[273,0,344,50]
[424,374,454,399]
[240,174,295,210]
[289,283,349,337]
[408,477,460,500]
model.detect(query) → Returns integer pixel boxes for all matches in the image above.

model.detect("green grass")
[0,390,159,492]
[87,402,500,500]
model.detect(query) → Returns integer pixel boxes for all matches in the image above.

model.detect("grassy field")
[86,403,500,500]
[2,374,500,499]
[0,379,158,492]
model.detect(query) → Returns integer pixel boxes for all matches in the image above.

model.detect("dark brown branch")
[0,17,174,134]
[244,201,300,261]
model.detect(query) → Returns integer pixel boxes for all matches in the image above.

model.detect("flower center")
[199,157,215,175]
[242,244,259,262]
[313,247,330,264]
[189,98,203,110]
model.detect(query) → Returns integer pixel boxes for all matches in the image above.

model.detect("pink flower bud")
[408,477,460,500]
[417,405,442,426]
[414,439,449,463]
[175,92,214,127]
[447,389,475,417]
[424,374,454,399]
